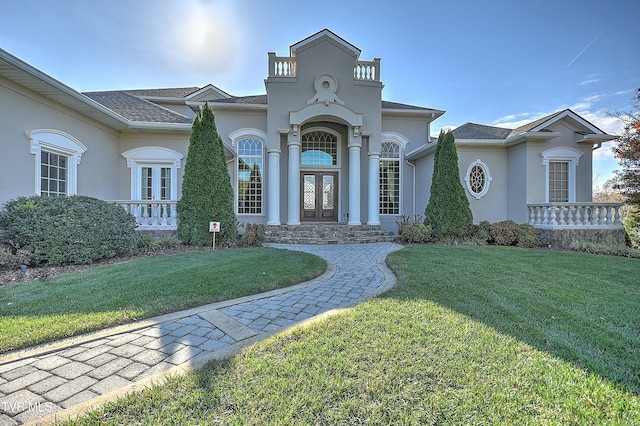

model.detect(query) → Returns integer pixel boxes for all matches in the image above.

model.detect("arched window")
[26,129,87,197]
[379,141,401,215]
[301,129,338,166]
[237,138,264,214]
[465,160,491,199]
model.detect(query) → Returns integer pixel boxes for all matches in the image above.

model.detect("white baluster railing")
[268,53,296,77]
[527,203,623,228]
[113,201,178,230]
[354,58,381,82]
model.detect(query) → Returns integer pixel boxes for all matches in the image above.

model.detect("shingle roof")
[381,100,437,111]
[508,110,566,137]
[453,122,512,139]
[125,87,201,98]
[83,91,193,124]
[211,95,268,105]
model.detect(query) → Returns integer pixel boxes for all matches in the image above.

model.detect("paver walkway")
[0,242,401,425]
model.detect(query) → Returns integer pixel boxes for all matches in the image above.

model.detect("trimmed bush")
[474,220,540,248]
[240,223,265,247]
[424,130,473,239]
[0,196,137,266]
[400,222,433,244]
[177,103,237,246]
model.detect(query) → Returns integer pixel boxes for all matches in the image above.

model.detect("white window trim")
[464,159,492,199]
[26,129,87,196]
[541,147,583,203]
[379,138,404,216]
[232,132,266,216]
[121,147,182,200]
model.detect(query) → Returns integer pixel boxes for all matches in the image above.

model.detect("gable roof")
[290,29,361,58]
[508,109,607,137]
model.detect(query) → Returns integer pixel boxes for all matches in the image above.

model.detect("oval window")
[465,160,491,199]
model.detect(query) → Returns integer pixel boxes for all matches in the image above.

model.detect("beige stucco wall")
[0,76,121,206]
[457,148,509,223]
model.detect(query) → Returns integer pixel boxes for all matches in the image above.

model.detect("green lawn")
[0,247,326,353]
[61,245,640,425]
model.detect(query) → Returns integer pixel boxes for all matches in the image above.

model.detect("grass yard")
[61,245,640,425]
[0,247,326,353]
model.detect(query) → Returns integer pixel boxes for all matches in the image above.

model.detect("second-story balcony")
[268,53,381,82]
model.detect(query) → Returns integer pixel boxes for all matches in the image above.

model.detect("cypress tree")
[424,130,473,239]
[177,103,237,245]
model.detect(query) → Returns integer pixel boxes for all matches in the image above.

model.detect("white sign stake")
[209,221,220,250]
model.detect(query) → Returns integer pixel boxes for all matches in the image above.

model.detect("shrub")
[474,220,540,248]
[400,222,433,244]
[0,247,32,271]
[0,196,137,266]
[136,235,158,252]
[424,130,473,239]
[570,241,640,259]
[158,237,181,249]
[177,103,237,246]
[240,223,265,247]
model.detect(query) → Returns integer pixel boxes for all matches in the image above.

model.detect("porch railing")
[113,201,178,230]
[527,203,624,228]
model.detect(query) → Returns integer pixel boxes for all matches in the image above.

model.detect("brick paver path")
[0,242,401,425]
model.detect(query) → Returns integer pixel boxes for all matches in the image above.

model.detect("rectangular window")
[548,161,569,202]
[379,159,400,215]
[40,151,68,197]
[237,139,263,214]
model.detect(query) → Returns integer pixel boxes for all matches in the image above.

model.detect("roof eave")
[0,48,132,130]
[504,131,562,145]
[576,133,616,144]
[382,108,445,121]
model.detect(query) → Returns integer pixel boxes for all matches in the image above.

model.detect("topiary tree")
[424,130,473,239]
[177,103,237,246]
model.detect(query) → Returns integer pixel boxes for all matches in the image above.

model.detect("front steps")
[264,224,398,245]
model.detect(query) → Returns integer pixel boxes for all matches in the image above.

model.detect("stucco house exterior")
[0,29,623,245]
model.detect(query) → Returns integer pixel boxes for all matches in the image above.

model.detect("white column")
[348,142,361,225]
[287,139,301,225]
[267,148,281,225]
[367,152,380,225]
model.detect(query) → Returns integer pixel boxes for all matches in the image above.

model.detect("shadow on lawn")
[384,245,640,395]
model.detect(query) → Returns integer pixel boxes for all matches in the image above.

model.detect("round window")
[465,160,491,199]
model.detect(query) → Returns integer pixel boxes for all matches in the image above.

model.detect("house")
[0,29,624,246]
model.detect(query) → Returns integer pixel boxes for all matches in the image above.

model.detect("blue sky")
[1,0,638,187]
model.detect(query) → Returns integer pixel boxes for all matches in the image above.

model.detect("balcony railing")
[527,203,624,228]
[268,53,381,82]
[114,200,178,230]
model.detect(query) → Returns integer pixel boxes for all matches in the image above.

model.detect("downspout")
[405,159,416,217]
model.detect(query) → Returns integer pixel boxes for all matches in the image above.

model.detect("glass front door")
[301,172,338,222]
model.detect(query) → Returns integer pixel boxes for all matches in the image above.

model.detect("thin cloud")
[566,28,606,68]
[581,79,600,85]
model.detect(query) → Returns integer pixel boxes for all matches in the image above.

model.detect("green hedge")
[0,196,137,266]
[475,220,540,248]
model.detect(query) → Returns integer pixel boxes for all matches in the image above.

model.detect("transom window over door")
[237,138,263,214]
[301,129,338,166]
[379,141,400,215]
